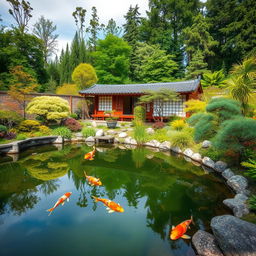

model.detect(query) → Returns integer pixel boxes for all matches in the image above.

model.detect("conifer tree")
[123,5,141,81]
[59,44,71,84]
[70,32,80,77]
[104,18,122,36]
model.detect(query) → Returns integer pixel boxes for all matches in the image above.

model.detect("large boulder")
[227,175,248,194]
[95,129,104,136]
[144,140,161,148]
[222,169,235,180]
[214,161,228,173]
[170,146,182,154]
[211,215,256,256]
[223,194,249,218]
[192,230,224,256]
[202,157,215,169]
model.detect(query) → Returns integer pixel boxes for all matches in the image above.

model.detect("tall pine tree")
[123,5,141,81]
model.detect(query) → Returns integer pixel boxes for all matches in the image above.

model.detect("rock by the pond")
[118,132,128,138]
[202,157,215,169]
[223,194,249,218]
[114,137,120,143]
[191,153,202,162]
[211,215,256,256]
[159,141,171,150]
[170,146,182,153]
[107,130,117,135]
[145,140,161,148]
[214,161,228,173]
[91,121,97,127]
[85,136,95,142]
[120,129,127,132]
[130,138,137,145]
[227,175,248,194]
[124,137,133,144]
[75,132,83,138]
[222,168,235,180]
[183,148,193,158]
[95,129,104,136]
[146,127,155,134]
[202,140,212,148]
[192,230,224,256]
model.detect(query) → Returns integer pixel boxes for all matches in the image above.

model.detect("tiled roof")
[79,79,201,95]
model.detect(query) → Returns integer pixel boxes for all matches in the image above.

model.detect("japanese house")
[79,79,203,121]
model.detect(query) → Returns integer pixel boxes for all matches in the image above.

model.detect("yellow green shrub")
[38,125,51,135]
[184,99,206,114]
[170,119,186,130]
[19,120,40,132]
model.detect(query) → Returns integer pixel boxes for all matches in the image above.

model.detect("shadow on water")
[0,144,233,256]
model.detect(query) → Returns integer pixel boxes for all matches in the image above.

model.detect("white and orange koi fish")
[84,146,96,160]
[92,196,124,213]
[47,192,72,216]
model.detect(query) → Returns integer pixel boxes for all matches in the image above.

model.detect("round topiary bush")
[64,118,82,132]
[214,117,256,155]
[19,120,40,132]
[0,110,23,128]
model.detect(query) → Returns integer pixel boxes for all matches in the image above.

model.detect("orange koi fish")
[84,146,96,160]
[47,192,72,216]
[84,172,102,186]
[170,216,193,240]
[92,196,124,213]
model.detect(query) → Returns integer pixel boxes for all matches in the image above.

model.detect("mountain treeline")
[0,0,255,92]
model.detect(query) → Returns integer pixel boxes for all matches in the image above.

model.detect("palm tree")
[201,70,226,87]
[227,57,256,114]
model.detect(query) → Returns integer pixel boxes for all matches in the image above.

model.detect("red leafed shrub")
[64,118,82,132]
[4,132,16,140]
[152,121,165,129]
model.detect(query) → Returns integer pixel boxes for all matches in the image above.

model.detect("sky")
[0,0,149,56]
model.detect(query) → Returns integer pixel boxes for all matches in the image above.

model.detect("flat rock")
[183,148,193,157]
[192,230,224,256]
[91,121,97,127]
[214,161,228,172]
[85,136,95,142]
[211,215,256,256]
[114,138,120,143]
[95,129,104,136]
[223,194,249,218]
[227,175,248,194]
[202,157,215,169]
[130,139,137,145]
[191,153,202,162]
[159,141,171,150]
[170,146,182,153]
[118,132,128,138]
[144,140,161,148]
[124,137,132,144]
[202,140,212,148]
[107,130,117,135]
[222,168,235,180]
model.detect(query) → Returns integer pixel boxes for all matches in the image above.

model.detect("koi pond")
[0,144,233,256]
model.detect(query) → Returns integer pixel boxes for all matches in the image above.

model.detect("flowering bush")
[64,118,82,132]
[152,121,165,129]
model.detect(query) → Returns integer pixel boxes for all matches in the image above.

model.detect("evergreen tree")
[123,5,141,81]
[72,7,87,41]
[186,50,209,79]
[79,38,87,63]
[86,7,103,51]
[70,32,80,76]
[183,13,218,65]
[59,44,70,84]
[140,0,201,77]
[104,18,122,36]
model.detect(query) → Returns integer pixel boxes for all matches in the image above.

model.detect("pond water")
[0,144,233,256]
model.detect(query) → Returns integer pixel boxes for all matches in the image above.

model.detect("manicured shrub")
[19,120,40,132]
[206,97,242,121]
[187,112,206,126]
[82,127,96,137]
[70,113,78,120]
[152,121,165,129]
[53,127,72,139]
[26,96,70,122]
[170,119,186,130]
[184,99,206,114]
[134,105,146,122]
[133,124,148,145]
[0,110,23,128]
[151,129,169,142]
[38,125,51,135]
[169,131,193,148]
[17,134,27,140]
[0,125,7,138]
[64,118,82,132]
[214,117,256,154]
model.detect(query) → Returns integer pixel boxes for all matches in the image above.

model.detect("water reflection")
[0,144,233,256]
